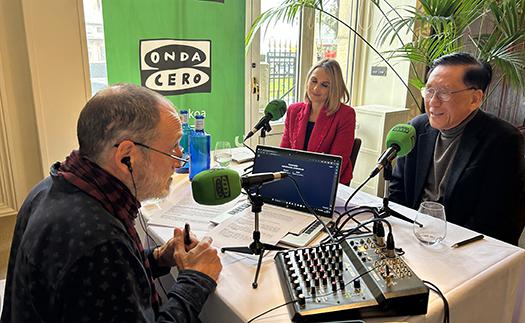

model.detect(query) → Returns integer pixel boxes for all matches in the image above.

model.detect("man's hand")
[154,227,199,267]
[173,227,222,282]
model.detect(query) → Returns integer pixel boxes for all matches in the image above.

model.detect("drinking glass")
[214,141,232,168]
[413,201,447,246]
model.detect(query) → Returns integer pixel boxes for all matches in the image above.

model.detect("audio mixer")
[275,234,429,321]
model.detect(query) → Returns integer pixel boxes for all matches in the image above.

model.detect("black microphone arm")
[370,144,400,178]
[244,114,272,141]
[241,172,288,188]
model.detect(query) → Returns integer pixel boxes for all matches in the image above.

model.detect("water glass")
[214,141,232,168]
[413,201,447,246]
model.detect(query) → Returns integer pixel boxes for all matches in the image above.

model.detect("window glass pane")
[83,0,108,95]
[314,0,339,62]
[313,0,356,97]
[260,0,300,112]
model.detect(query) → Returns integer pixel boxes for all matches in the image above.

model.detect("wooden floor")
[0,214,16,279]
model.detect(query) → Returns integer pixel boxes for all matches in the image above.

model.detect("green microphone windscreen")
[191,168,242,205]
[385,124,416,157]
[265,99,287,121]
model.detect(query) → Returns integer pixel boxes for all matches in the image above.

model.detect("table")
[144,175,525,323]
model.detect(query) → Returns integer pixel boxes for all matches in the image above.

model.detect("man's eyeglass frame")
[113,141,188,167]
[420,86,477,102]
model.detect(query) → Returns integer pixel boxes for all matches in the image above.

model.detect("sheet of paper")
[207,206,314,248]
[335,189,382,209]
[147,197,243,232]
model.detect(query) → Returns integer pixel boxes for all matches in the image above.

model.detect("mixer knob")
[339,280,346,290]
[297,294,306,308]
[304,278,311,288]
[353,279,361,292]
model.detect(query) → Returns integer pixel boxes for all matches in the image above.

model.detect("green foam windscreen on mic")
[265,99,287,121]
[191,168,242,205]
[385,124,416,157]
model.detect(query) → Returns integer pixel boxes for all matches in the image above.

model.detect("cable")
[287,176,335,243]
[246,300,297,323]
[129,169,169,297]
[344,175,373,211]
[423,280,450,323]
[243,141,256,155]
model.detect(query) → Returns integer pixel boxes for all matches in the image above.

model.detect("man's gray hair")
[77,83,173,162]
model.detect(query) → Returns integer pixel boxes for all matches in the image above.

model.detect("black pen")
[184,223,191,245]
[451,234,484,248]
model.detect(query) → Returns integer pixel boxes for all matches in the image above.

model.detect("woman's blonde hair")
[304,58,350,115]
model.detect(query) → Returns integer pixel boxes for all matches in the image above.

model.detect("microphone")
[191,168,242,205]
[241,171,288,187]
[370,124,416,178]
[191,168,288,205]
[244,99,287,141]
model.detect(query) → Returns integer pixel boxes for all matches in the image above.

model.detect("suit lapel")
[308,107,334,151]
[294,104,310,150]
[414,124,438,204]
[443,111,484,204]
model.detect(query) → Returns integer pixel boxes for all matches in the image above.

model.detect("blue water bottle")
[189,115,210,180]
[176,110,192,174]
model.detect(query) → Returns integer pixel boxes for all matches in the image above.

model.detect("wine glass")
[214,141,232,168]
[413,201,447,246]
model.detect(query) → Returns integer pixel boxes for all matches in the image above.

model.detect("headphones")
[121,157,133,173]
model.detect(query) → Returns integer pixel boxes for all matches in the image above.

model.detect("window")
[83,0,108,95]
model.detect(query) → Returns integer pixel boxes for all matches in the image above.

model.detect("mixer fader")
[275,234,429,322]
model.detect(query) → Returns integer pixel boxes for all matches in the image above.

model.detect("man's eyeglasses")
[420,87,476,102]
[113,141,188,167]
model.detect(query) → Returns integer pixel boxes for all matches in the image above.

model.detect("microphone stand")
[257,121,272,146]
[220,185,286,289]
[377,161,423,227]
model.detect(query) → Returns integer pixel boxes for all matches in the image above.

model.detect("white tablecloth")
[146,184,525,323]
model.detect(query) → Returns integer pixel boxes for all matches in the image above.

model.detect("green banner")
[103,0,245,145]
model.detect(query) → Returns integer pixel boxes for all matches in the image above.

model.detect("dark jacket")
[390,110,525,245]
[1,175,215,323]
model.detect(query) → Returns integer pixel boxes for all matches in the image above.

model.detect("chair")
[350,137,362,169]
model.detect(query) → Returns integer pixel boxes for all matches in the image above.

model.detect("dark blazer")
[280,101,356,184]
[390,110,525,245]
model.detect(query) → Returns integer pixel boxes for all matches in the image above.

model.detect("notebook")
[213,145,342,247]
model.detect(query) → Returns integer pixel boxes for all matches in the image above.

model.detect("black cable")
[287,176,336,243]
[321,208,381,244]
[344,175,373,211]
[243,141,256,155]
[246,300,297,323]
[423,280,449,323]
[129,169,169,297]
[333,217,392,244]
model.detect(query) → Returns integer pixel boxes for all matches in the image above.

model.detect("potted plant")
[247,0,525,123]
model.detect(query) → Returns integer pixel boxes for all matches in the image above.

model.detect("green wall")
[103,0,245,145]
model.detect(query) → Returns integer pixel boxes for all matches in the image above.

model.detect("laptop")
[213,145,342,247]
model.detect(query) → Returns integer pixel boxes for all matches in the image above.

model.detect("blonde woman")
[281,58,356,184]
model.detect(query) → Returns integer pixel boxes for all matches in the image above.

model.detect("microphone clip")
[260,121,272,138]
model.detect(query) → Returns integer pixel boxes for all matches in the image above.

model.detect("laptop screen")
[252,145,341,217]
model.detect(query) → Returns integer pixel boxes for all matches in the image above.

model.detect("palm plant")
[246,0,422,109]
[376,0,525,93]
[247,0,525,115]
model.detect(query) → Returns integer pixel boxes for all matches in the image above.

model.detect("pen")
[451,234,484,248]
[184,223,191,245]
